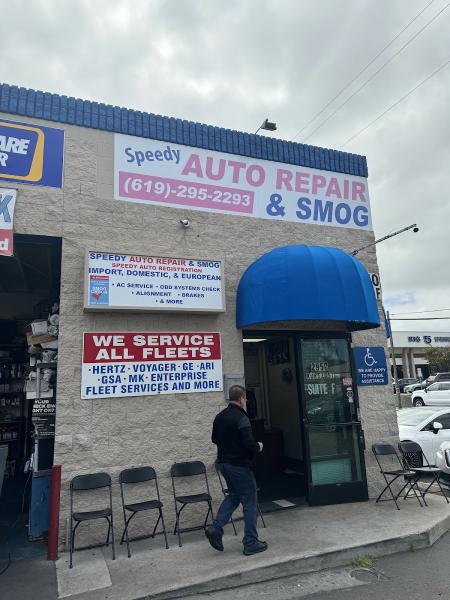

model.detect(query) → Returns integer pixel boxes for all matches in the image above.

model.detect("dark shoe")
[205,526,223,552]
[243,540,268,555]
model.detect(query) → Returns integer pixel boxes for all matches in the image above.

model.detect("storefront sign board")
[32,395,56,438]
[81,332,223,399]
[114,135,372,231]
[0,118,64,188]
[84,251,224,312]
[353,346,388,386]
[0,187,16,256]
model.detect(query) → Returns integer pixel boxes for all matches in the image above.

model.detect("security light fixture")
[255,119,277,135]
[351,224,419,257]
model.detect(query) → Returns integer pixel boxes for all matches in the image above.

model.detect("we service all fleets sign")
[114,134,372,230]
[81,332,223,399]
[84,251,224,312]
[0,118,64,188]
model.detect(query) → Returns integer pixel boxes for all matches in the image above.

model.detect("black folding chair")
[372,443,424,510]
[170,461,214,547]
[215,462,266,533]
[70,472,115,568]
[398,441,450,505]
[119,466,169,557]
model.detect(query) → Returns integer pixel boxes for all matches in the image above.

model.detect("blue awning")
[236,245,380,331]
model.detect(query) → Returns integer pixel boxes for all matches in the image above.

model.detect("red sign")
[83,332,221,362]
[81,331,223,399]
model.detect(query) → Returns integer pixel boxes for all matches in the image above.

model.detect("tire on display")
[413,397,425,407]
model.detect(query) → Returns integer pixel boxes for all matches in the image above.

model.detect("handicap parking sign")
[353,346,388,386]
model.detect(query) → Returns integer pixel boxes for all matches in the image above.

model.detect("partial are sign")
[0,188,17,256]
[81,332,223,399]
[0,118,64,188]
[114,135,372,231]
[84,251,224,312]
[353,346,388,386]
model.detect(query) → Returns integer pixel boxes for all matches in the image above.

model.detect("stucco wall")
[2,112,399,548]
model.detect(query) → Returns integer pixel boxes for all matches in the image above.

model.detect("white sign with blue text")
[84,250,224,313]
[353,347,388,386]
[115,134,372,231]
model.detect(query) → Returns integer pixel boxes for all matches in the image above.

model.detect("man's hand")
[258,442,263,452]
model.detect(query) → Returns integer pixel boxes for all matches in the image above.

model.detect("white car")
[411,382,450,407]
[397,407,450,465]
[404,380,428,394]
[436,441,450,485]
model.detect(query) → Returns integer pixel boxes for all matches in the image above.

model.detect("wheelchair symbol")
[364,348,377,367]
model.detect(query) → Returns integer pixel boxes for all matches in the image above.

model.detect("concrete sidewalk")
[55,496,450,600]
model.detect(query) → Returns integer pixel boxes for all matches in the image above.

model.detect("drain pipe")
[47,465,62,561]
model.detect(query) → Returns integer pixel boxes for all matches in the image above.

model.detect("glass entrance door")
[298,337,368,505]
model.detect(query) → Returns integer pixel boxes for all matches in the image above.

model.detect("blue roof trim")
[236,245,380,331]
[0,83,368,177]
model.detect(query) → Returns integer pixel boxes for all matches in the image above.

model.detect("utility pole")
[387,310,402,409]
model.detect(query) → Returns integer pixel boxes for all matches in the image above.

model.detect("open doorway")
[0,234,61,562]
[243,332,368,511]
[243,335,306,511]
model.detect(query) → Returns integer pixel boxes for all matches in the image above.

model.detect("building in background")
[389,331,450,379]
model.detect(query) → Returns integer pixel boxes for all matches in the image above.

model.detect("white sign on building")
[84,251,224,312]
[114,135,372,231]
[392,331,450,348]
[81,331,223,399]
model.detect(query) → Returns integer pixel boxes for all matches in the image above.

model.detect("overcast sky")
[2,0,449,331]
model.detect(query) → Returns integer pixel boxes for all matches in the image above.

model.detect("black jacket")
[212,403,260,467]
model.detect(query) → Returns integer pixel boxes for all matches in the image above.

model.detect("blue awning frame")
[236,245,380,331]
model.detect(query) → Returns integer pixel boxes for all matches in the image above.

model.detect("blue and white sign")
[353,346,388,386]
[0,118,64,188]
[84,250,225,312]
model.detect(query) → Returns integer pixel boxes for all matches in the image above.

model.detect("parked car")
[435,440,450,485]
[393,378,420,394]
[411,381,450,407]
[404,380,428,394]
[397,407,450,464]
[428,372,450,384]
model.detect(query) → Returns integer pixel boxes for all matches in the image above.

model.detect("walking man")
[205,385,267,555]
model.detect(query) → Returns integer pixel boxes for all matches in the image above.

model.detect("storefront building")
[390,331,450,380]
[0,83,397,551]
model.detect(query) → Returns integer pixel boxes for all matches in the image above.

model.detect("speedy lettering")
[125,145,180,166]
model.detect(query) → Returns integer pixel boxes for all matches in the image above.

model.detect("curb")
[139,512,450,600]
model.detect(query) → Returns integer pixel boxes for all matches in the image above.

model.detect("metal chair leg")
[230,515,238,536]
[121,511,134,558]
[257,503,266,528]
[70,521,81,569]
[174,505,183,547]
[151,513,161,538]
[110,514,116,560]
[159,508,170,549]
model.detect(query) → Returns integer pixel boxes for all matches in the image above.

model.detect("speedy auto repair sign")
[0,118,64,188]
[81,332,223,399]
[115,135,372,231]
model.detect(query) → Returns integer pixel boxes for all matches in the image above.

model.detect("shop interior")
[243,335,307,511]
[0,234,61,562]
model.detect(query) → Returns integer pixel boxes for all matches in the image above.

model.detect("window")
[423,414,450,430]
[427,383,439,392]
[434,414,450,429]
[438,382,450,391]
